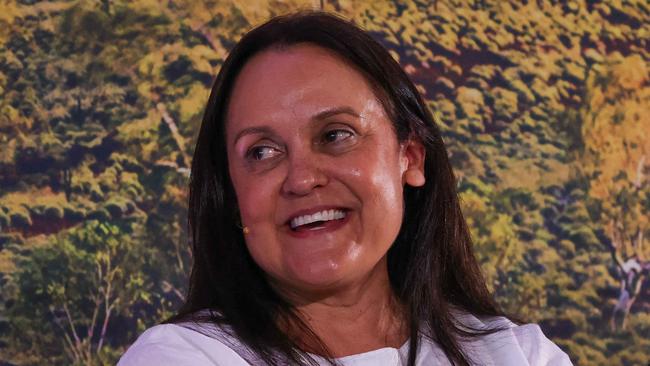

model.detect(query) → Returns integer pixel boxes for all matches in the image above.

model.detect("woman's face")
[226,44,424,296]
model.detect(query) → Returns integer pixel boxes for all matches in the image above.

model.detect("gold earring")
[242,226,250,235]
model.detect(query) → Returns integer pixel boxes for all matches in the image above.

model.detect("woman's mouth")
[289,209,347,231]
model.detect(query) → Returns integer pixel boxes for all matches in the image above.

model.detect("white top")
[118,313,573,366]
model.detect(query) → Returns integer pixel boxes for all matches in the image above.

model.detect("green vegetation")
[0,1,648,365]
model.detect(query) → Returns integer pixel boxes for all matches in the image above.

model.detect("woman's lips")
[289,209,347,229]
[284,212,351,238]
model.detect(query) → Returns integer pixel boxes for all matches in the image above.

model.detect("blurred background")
[0,0,648,365]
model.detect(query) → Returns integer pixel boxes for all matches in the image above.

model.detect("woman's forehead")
[225,44,384,131]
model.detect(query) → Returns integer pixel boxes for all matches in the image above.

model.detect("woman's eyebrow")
[311,106,360,121]
[233,126,275,145]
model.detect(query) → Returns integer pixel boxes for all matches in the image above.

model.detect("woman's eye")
[322,129,354,144]
[247,146,282,161]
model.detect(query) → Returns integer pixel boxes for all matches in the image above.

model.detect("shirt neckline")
[308,338,411,362]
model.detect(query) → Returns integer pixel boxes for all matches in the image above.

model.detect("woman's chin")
[278,257,359,296]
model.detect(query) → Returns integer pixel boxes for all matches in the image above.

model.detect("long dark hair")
[167,11,508,366]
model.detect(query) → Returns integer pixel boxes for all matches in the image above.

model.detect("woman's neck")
[277,259,409,357]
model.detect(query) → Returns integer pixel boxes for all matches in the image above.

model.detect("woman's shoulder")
[451,312,573,366]
[117,323,250,366]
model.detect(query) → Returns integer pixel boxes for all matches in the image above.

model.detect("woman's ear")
[400,138,426,187]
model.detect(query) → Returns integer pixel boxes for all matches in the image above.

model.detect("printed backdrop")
[0,1,648,365]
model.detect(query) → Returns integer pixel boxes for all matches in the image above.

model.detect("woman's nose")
[281,155,329,197]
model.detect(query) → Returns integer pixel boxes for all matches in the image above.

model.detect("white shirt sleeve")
[117,324,250,366]
[459,314,574,366]
[511,324,573,366]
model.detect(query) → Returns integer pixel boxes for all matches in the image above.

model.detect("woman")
[119,11,572,366]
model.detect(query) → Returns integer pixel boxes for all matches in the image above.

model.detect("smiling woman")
[226,44,425,296]
[118,11,572,366]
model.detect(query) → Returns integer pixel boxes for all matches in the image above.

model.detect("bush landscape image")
[0,1,648,365]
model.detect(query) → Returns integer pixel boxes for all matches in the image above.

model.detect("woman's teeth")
[290,209,346,230]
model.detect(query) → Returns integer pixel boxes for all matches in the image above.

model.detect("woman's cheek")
[234,167,278,223]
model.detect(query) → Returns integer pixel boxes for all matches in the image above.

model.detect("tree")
[579,54,650,331]
[4,219,153,365]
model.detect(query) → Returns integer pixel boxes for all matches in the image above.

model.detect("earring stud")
[243,226,250,235]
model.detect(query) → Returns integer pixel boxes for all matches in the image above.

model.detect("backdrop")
[0,1,648,365]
